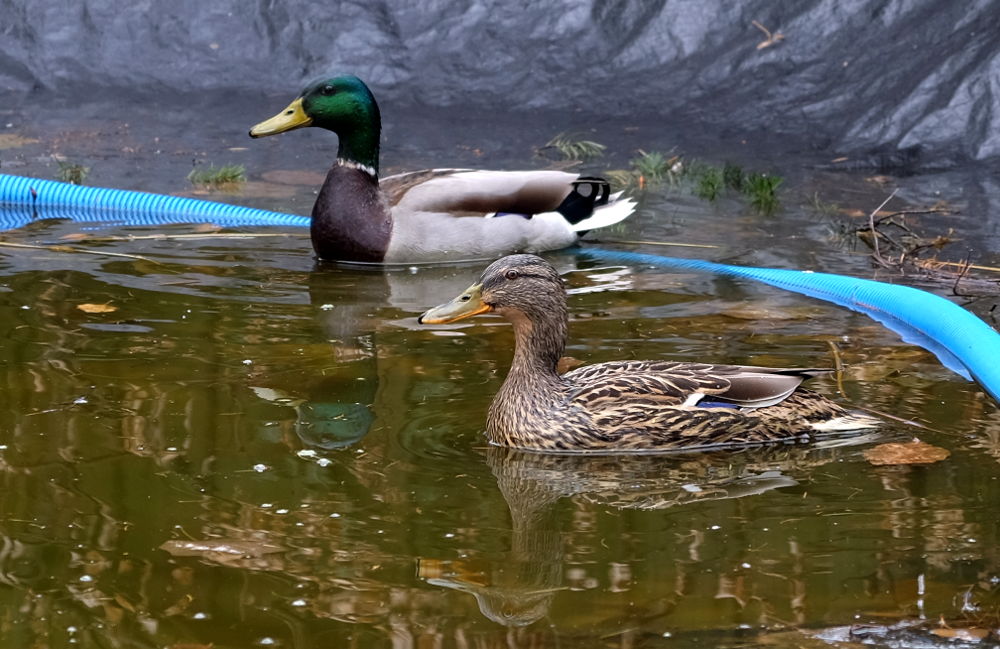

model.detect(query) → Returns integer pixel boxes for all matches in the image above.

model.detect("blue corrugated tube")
[584,248,1000,403]
[0,173,310,229]
[1,173,996,402]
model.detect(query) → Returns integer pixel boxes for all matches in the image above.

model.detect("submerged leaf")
[249,385,305,407]
[864,440,950,466]
[930,627,990,641]
[160,539,284,558]
[77,303,117,314]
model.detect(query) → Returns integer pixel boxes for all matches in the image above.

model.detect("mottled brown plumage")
[419,254,878,452]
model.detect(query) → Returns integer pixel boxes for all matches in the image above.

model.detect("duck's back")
[382,169,584,263]
[563,361,819,407]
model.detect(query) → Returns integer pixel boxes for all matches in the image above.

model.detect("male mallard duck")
[419,254,878,452]
[250,76,635,264]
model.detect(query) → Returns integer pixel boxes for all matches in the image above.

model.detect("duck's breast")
[311,166,392,262]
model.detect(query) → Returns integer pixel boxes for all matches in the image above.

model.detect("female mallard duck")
[250,76,636,264]
[419,254,878,452]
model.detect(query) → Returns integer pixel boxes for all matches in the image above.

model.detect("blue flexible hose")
[0,173,310,229]
[0,173,996,402]
[584,248,1000,402]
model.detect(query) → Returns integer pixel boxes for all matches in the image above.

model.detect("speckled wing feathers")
[567,366,731,407]
[550,361,839,450]
[564,361,818,408]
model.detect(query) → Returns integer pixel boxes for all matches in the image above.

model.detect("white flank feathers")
[810,414,881,432]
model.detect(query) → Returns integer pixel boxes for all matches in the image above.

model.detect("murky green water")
[2,117,1000,647]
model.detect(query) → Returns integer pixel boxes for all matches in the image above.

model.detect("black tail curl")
[556,176,611,225]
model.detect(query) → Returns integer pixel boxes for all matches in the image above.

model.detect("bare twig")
[868,190,898,267]
[874,207,952,224]
[951,259,973,297]
[0,240,161,264]
[852,215,919,237]
[826,340,847,398]
[917,259,1000,274]
[752,20,785,49]
[876,229,907,253]
[58,232,309,243]
[873,217,917,234]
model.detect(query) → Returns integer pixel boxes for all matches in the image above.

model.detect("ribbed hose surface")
[584,248,1000,402]
[0,173,310,228]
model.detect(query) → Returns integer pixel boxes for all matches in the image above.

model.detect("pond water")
[0,111,999,648]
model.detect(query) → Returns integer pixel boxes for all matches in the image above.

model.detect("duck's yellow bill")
[249,97,312,138]
[418,283,492,324]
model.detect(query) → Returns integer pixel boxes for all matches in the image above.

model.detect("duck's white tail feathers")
[810,411,881,432]
[571,192,637,233]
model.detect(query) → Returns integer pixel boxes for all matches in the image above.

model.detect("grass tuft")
[723,162,744,191]
[632,151,668,182]
[188,163,246,188]
[605,169,638,190]
[608,151,782,213]
[693,165,724,201]
[540,133,606,161]
[56,161,90,185]
[810,192,840,216]
[742,172,782,213]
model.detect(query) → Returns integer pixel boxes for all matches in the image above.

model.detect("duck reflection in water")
[417,440,874,627]
[253,263,496,451]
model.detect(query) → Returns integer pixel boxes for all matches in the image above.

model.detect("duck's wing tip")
[571,195,637,232]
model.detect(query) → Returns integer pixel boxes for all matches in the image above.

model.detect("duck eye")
[504,269,519,280]
[322,85,336,96]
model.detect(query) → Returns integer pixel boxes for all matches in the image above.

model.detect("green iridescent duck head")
[250,75,382,172]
